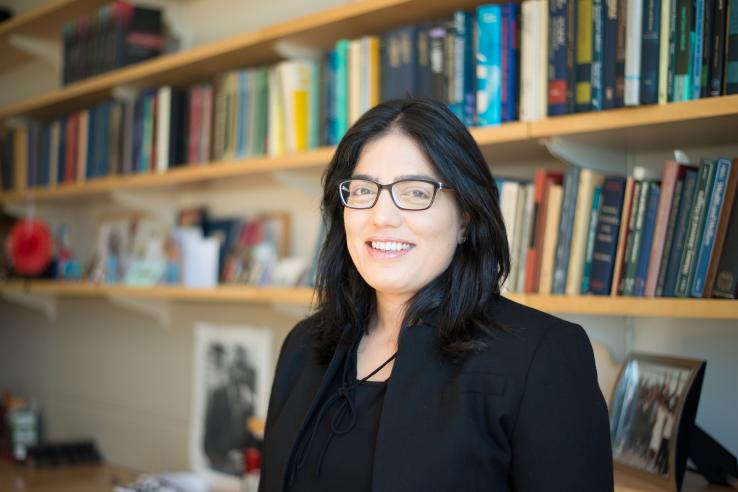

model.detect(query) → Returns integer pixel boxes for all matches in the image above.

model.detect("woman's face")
[343,131,466,299]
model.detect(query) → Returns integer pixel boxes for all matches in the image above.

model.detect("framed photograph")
[610,352,706,491]
[190,323,274,490]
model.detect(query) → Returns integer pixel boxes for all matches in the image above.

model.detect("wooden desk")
[616,470,734,491]
[0,460,138,492]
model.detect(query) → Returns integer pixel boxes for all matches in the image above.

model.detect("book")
[691,158,733,296]
[640,0,662,104]
[633,182,661,296]
[620,180,646,295]
[548,0,569,115]
[704,158,738,297]
[662,168,699,296]
[624,0,644,105]
[575,0,593,112]
[589,177,627,295]
[552,167,581,294]
[581,185,603,294]
[675,159,717,296]
[566,169,605,295]
[610,176,636,294]
[477,4,503,126]
[525,170,564,292]
[539,184,563,294]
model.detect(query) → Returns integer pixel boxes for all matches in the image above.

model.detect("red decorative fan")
[8,218,53,276]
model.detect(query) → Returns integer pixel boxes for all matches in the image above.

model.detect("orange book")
[610,177,636,296]
[524,169,564,293]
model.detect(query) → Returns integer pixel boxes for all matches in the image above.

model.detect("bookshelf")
[2,281,738,320]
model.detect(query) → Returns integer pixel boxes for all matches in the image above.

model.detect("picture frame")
[190,323,274,490]
[610,352,706,491]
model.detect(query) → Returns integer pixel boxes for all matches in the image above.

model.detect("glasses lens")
[393,180,436,210]
[340,180,378,208]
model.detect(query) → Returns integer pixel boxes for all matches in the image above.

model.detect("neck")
[370,291,412,344]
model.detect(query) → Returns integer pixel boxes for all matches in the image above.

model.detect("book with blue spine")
[582,186,603,293]
[501,3,520,121]
[324,49,337,146]
[86,106,97,179]
[633,182,661,296]
[477,4,503,126]
[691,158,732,296]
[672,0,692,101]
[640,0,662,104]
[589,176,626,295]
[552,166,580,294]
[726,0,738,94]
[548,0,569,115]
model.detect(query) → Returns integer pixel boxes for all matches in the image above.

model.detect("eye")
[352,186,375,196]
[402,187,431,199]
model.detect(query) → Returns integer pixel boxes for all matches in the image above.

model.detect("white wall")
[1,0,737,474]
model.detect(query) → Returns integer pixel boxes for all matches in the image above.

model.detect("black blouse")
[287,334,396,491]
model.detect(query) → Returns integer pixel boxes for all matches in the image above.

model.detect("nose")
[370,187,402,227]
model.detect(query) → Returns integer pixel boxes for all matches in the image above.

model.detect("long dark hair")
[307,97,510,365]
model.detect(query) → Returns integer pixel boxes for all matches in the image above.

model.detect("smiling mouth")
[366,241,415,253]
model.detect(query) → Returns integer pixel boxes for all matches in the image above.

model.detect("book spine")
[576,0,594,111]
[477,5,503,125]
[700,0,716,97]
[615,0,628,105]
[691,158,732,296]
[673,0,693,100]
[645,161,681,296]
[335,39,350,140]
[633,182,661,296]
[725,0,738,93]
[589,177,627,294]
[520,1,538,120]
[582,186,603,293]
[552,167,580,294]
[640,0,662,104]
[709,0,728,96]
[603,0,619,108]
[566,0,578,112]
[712,163,738,298]
[505,3,520,121]
[667,0,678,100]
[691,0,706,98]
[621,180,646,295]
[675,160,717,296]
[656,178,684,295]
[663,169,698,295]
[429,23,448,104]
[658,0,673,103]
[624,0,644,105]
[704,158,738,297]
[592,0,604,110]
[548,0,569,115]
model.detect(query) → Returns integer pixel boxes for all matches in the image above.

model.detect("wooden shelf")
[506,293,738,320]
[0,0,109,72]
[0,147,335,203]
[2,281,737,318]
[0,280,316,305]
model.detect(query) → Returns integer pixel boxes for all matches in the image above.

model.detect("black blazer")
[259,296,614,492]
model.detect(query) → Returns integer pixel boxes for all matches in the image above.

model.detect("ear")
[457,212,470,244]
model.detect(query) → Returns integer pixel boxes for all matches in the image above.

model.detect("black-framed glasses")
[338,178,454,211]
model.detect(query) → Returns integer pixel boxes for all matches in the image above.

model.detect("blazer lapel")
[275,323,359,492]
[371,318,453,491]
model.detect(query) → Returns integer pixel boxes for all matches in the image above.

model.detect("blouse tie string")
[287,342,397,485]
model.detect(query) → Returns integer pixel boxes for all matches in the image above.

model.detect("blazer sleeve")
[510,322,614,491]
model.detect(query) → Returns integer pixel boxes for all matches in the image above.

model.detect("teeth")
[371,241,412,252]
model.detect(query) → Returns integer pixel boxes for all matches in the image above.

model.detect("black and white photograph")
[190,323,273,489]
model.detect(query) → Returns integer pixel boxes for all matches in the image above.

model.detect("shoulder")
[483,295,592,358]
[460,295,597,393]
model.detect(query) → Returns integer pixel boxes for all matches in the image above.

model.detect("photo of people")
[610,358,692,476]
[190,324,273,486]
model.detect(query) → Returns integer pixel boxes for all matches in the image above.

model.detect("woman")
[258,98,613,491]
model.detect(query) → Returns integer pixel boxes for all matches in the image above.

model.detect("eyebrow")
[350,173,438,182]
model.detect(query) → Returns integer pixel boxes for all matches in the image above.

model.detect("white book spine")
[624,0,643,106]
[538,0,549,118]
[156,86,171,174]
[516,183,536,292]
[520,1,539,121]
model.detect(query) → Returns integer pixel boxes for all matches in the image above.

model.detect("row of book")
[501,157,738,299]
[62,1,165,85]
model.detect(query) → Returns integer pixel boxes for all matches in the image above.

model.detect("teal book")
[662,169,699,296]
[335,39,350,141]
